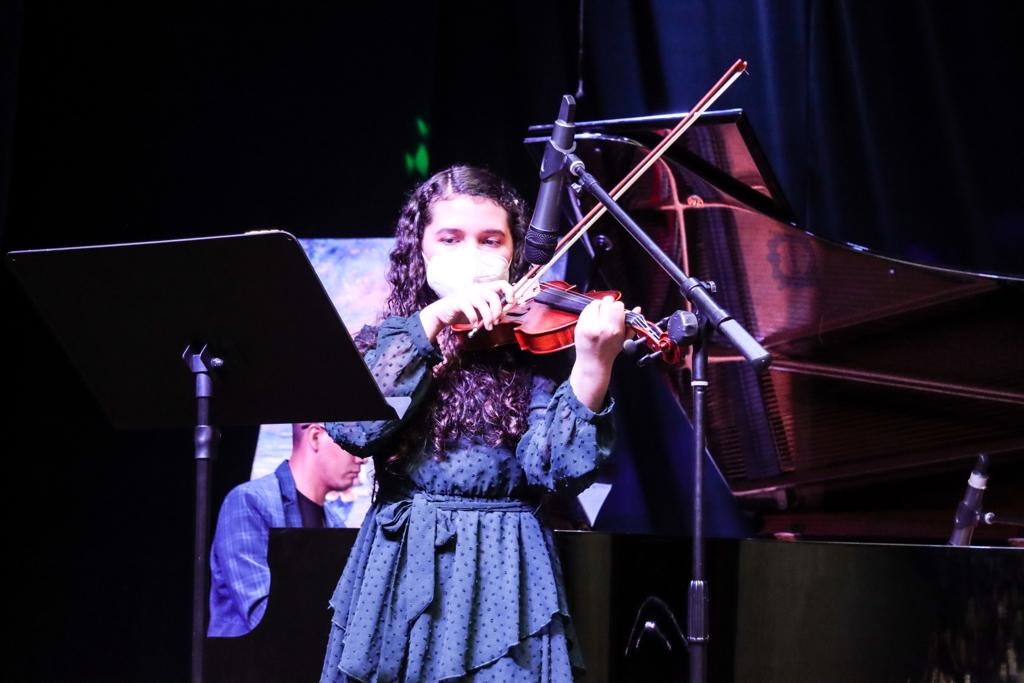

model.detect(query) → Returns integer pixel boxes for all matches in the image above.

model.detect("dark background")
[3,1,1022,680]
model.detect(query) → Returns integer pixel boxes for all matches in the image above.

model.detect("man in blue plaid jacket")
[207,423,365,637]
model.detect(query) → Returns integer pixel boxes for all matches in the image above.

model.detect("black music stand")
[6,230,402,683]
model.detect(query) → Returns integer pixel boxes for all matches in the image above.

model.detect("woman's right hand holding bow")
[419,280,515,345]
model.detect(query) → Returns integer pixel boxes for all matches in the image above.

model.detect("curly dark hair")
[372,165,536,467]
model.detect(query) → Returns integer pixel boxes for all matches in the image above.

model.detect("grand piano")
[206,111,1024,682]
[528,109,1024,543]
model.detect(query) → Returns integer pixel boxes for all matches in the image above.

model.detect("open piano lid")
[526,110,1024,508]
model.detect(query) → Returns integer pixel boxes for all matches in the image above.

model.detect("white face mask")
[424,247,511,298]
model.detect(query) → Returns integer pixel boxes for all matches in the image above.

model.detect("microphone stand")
[563,153,770,683]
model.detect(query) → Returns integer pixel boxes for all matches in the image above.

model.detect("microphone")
[948,454,990,546]
[525,95,576,265]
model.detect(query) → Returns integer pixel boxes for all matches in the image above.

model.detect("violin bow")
[511,58,748,303]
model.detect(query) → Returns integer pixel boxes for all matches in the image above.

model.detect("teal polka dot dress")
[321,314,615,682]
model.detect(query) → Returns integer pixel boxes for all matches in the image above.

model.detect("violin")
[452,280,682,364]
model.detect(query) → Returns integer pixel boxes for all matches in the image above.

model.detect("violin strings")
[536,287,592,311]
[537,287,657,335]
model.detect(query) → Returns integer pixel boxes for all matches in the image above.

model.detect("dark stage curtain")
[579,0,1024,275]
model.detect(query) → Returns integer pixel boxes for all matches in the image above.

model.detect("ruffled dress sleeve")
[325,314,442,458]
[515,370,615,495]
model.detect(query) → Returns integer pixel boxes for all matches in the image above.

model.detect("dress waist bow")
[352,492,536,682]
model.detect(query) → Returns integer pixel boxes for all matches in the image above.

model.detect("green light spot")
[414,144,429,177]
[404,115,431,177]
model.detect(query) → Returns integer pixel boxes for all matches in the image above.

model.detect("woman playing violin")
[320,165,624,682]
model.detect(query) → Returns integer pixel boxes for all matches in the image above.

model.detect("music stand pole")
[184,345,222,683]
